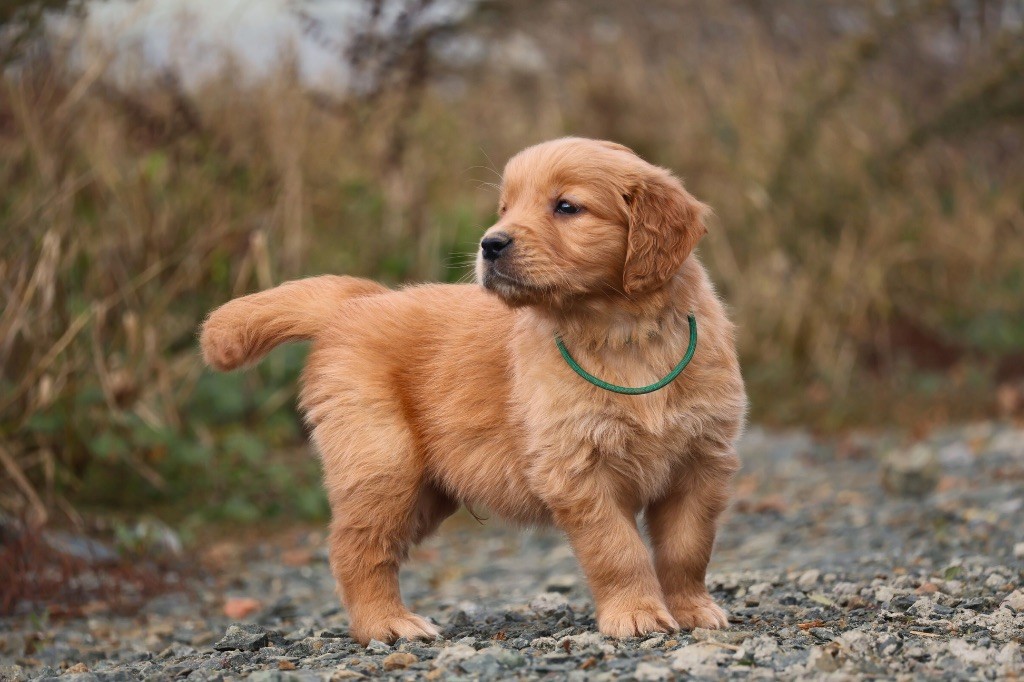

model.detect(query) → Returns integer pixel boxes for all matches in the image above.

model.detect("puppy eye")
[554,200,581,215]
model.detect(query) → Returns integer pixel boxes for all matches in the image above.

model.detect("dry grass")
[1,0,1023,521]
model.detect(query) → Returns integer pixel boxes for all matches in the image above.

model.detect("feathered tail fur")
[199,275,387,371]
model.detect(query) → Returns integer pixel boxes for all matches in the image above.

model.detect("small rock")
[447,609,471,627]
[881,444,941,497]
[529,592,569,615]
[874,586,897,603]
[382,652,417,670]
[809,627,836,641]
[365,639,390,654]
[0,666,26,682]
[223,597,263,620]
[638,635,665,649]
[798,569,821,589]
[529,637,557,649]
[277,660,297,671]
[634,662,673,680]
[1014,543,1024,559]
[434,643,476,668]
[692,628,753,645]
[875,634,903,657]
[213,623,270,651]
[558,632,614,655]
[65,663,89,674]
[998,643,1023,674]
[807,644,844,672]
[670,642,729,676]
[329,671,365,680]
[948,638,993,666]
[985,573,1007,589]
[1002,589,1024,612]
[915,582,939,595]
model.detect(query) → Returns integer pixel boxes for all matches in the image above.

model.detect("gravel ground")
[2,422,1023,680]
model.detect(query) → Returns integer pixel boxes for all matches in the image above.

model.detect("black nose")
[481,233,513,261]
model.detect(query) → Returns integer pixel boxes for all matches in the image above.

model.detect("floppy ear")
[622,168,709,295]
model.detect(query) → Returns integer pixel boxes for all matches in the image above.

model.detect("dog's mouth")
[479,263,547,304]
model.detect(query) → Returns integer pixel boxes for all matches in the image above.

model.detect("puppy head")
[476,137,708,308]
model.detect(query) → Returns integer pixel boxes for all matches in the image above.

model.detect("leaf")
[224,431,267,464]
[88,431,128,460]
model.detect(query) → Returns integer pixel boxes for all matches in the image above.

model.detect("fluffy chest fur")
[512,313,711,512]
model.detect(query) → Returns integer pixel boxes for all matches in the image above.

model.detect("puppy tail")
[200,275,387,371]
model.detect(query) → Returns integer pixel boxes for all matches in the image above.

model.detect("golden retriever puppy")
[200,137,746,645]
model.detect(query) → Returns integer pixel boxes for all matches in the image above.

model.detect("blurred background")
[1,0,1022,541]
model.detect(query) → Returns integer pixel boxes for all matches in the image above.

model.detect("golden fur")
[200,138,747,644]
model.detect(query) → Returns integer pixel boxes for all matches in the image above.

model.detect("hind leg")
[317,418,451,644]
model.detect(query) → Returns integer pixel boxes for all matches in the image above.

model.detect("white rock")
[874,586,897,603]
[797,569,821,589]
[881,444,941,497]
[558,632,615,655]
[986,573,1008,589]
[832,582,860,596]
[943,580,965,596]
[670,642,728,676]
[748,582,774,597]
[907,598,935,618]
[806,645,843,672]
[747,635,781,663]
[997,642,1022,674]
[528,637,556,650]
[1002,589,1024,612]
[529,592,568,615]
[1014,542,1024,559]
[634,662,673,681]
[638,635,666,650]
[948,638,994,666]
[434,644,477,667]
[837,629,873,655]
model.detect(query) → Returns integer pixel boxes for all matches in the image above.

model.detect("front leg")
[646,450,739,629]
[547,482,678,638]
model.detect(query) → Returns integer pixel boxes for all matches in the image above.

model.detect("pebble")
[634,662,673,680]
[364,639,390,653]
[213,623,270,651]
[670,642,728,676]
[881,443,941,497]
[381,652,417,670]
[529,592,569,615]
[1002,590,1024,612]
[797,569,821,589]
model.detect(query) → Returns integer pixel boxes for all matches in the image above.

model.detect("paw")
[351,611,439,645]
[670,593,729,630]
[598,600,679,638]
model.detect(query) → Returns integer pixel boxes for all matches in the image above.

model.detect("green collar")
[554,314,697,395]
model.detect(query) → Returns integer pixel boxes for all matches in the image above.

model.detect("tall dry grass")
[2,0,1023,522]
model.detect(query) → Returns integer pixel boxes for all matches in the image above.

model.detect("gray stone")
[213,624,270,652]
[634,662,673,680]
[881,444,941,497]
[364,639,390,653]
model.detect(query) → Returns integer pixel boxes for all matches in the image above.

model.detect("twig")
[0,444,47,527]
